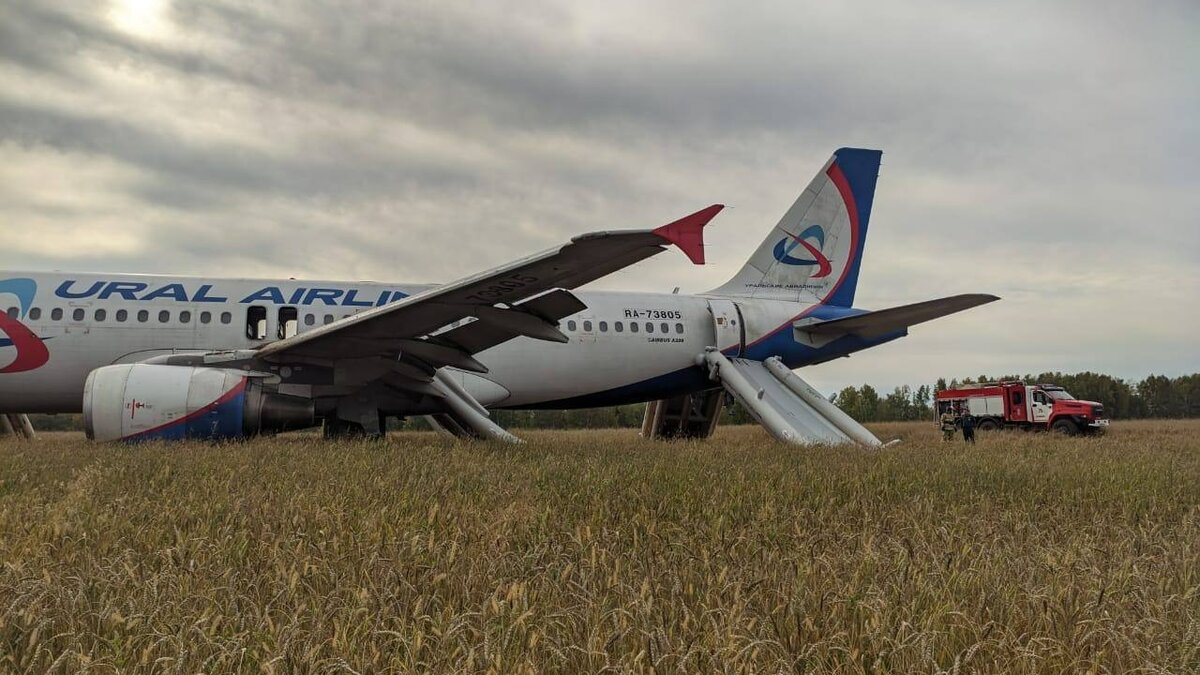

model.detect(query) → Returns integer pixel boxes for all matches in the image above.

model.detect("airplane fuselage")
[0,271,903,414]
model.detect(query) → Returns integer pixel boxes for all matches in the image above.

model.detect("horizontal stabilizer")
[799,294,1000,339]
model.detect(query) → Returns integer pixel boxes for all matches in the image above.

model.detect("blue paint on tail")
[825,147,882,308]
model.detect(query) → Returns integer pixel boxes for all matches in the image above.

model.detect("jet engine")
[83,364,314,442]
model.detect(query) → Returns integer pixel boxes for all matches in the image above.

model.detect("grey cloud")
[0,0,1196,388]
[0,3,239,84]
[0,99,484,201]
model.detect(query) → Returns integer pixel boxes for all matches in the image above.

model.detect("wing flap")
[396,339,488,373]
[436,289,587,355]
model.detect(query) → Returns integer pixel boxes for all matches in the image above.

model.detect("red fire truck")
[935,382,1109,435]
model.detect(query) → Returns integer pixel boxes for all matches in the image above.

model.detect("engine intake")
[83,364,314,442]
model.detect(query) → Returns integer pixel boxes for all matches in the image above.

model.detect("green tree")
[1138,375,1177,418]
[833,386,863,420]
[858,385,880,422]
[882,386,915,421]
[913,385,932,419]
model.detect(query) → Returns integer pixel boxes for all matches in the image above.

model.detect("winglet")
[652,204,723,265]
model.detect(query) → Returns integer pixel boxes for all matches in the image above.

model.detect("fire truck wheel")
[976,418,1000,431]
[1051,419,1078,436]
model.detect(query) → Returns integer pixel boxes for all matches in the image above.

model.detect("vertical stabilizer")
[706,148,881,307]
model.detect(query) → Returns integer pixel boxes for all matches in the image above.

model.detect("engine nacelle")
[83,364,315,442]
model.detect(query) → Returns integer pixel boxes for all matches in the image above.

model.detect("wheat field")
[0,420,1197,673]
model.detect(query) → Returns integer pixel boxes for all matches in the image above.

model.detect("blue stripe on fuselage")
[511,320,906,410]
[0,336,51,349]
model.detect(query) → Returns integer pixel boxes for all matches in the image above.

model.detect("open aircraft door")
[641,298,742,441]
[706,298,744,356]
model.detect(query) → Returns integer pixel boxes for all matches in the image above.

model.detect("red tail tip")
[652,204,723,265]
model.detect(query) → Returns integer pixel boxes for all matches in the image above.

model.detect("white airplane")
[0,148,997,444]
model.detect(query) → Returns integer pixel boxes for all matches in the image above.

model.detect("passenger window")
[599,321,607,332]
[630,322,639,333]
[51,308,63,321]
[583,320,592,332]
[675,322,684,334]
[304,314,315,326]
[95,309,106,322]
[180,311,192,323]
[200,311,211,324]
[137,310,149,323]
[158,310,170,323]
[116,309,127,322]
[645,322,654,333]
[29,307,41,320]
[567,320,577,331]
[323,314,334,325]
[73,308,85,321]
[615,322,623,333]
[246,306,268,340]
[661,322,669,334]
[5,307,15,318]
[220,311,232,325]
[278,307,298,338]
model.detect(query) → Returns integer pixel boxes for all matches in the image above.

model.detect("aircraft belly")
[0,359,92,412]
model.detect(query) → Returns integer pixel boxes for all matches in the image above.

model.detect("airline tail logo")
[0,278,50,374]
[771,224,832,278]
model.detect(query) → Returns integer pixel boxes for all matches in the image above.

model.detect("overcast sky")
[1,0,1196,393]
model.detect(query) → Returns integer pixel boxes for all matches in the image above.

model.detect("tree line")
[825,371,1200,423]
[493,371,1200,426]
[21,371,1199,432]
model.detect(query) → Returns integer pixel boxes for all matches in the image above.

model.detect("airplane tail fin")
[706,147,882,307]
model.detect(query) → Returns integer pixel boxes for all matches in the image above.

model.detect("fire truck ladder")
[699,349,886,447]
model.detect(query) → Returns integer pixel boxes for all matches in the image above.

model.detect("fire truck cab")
[935,381,1109,436]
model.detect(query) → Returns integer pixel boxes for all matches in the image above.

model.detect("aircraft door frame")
[1006,385,1027,422]
[576,314,598,343]
[706,299,744,356]
[65,300,92,335]
[1029,388,1052,424]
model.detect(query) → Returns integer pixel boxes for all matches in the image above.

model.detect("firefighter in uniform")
[940,408,957,442]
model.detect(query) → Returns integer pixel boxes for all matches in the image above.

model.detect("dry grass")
[1,420,1198,673]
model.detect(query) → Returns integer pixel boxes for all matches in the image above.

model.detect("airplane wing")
[253,205,723,377]
[797,294,1000,339]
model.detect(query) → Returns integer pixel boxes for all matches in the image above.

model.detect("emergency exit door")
[707,299,744,356]
[576,314,597,343]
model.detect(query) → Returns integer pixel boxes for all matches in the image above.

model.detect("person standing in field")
[961,413,976,444]
[940,409,957,442]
